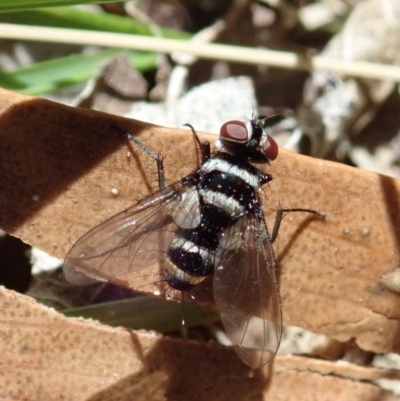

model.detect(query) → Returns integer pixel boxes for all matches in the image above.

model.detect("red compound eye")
[220,120,248,143]
[263,135,278,160]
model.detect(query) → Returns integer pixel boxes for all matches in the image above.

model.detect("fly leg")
[269,207,327,243]
[184,124,211,164]
[111,125,166,190]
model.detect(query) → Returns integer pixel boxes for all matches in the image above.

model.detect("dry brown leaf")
[0,88,400,397]
[0,285,398,401]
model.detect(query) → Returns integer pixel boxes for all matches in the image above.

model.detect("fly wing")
[64,182,201,292]
[214,215,282,368]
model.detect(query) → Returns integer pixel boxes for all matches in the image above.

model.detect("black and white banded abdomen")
[164,152,272,291]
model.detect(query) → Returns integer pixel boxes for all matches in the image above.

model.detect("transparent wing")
[64,182,201,293]
[214,214,282,368]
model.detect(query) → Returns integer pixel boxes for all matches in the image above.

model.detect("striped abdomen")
[165,153,271,291]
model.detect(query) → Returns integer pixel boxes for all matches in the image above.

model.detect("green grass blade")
[1,7,191,39]
[62,296,219,332]
[0,0,126,13]
[0,49,157,95]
